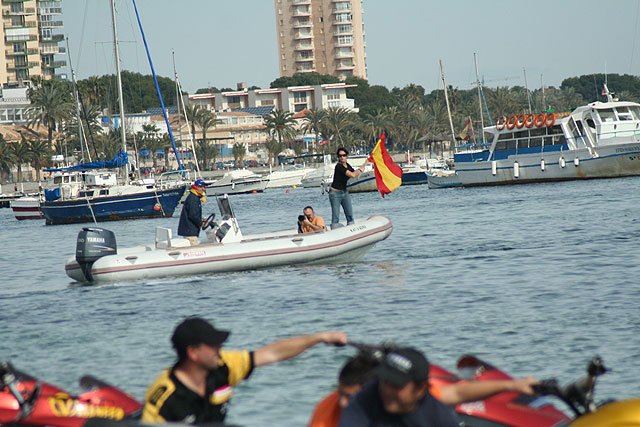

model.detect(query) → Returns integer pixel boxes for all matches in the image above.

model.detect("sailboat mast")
[110,0,130,183]
[473,53,485,144]
[439,60,457,154]
[541,74,545,112]
[523,67,532,114]
[65,36,86,163]
[172,51,182,152]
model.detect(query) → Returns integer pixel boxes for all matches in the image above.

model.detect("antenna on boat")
[523,67,532,115]
[541,74,545,112]
[473,53,486,144]
[110,0,130,184]
[439,60,457,154]
[172,52,201,178]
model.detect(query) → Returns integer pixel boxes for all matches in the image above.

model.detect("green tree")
[301,108,326,153]
[264,109,297,152]
[232,143,246,167]
[322,107,355,151]
[0,134,16,183]
[265,139,284,166]
[27,81,74,150]
[27,138,51,181]
[195,140,219,171]
[196,112,223,145]
[183,104,204,145]
[9,137,31,182]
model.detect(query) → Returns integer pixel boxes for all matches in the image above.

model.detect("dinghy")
[65,196,392,283]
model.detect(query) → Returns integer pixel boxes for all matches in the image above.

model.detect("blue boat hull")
[41,186,186,225]
[401,171,428,185]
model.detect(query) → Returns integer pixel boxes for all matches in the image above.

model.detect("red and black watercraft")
[0,361,142,426]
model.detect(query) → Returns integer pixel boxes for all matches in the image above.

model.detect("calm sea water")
[1,178,640,426]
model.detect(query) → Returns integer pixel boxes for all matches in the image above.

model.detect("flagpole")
[440,60,457,156]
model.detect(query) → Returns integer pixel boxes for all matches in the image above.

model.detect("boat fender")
[574,157,580,167]
[491,160,497,176]
[513,161,520,178]
[541,159,545,171]
[76,227,117,282]
[559,157,566,168]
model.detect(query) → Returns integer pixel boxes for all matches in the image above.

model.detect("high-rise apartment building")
[274,0,366,81]
[0,0,65,85]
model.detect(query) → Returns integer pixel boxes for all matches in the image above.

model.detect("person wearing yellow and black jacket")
[178,179,207,246]
[142,316,347,425]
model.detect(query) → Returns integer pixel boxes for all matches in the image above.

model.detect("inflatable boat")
[65,196,393,283]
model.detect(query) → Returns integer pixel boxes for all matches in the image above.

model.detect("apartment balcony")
[5,33,37,42]
[2,6,34,15]
[292,8,311,17]
[295,54,314,62]
[4,46,38,55]
[38,7,62,15]
[40,33,63,42]
[4,20,37,28]
[294,31,313,40]
[336,62,355,71]
[39,20,63,28]
[296,66,315,73]
[41,59,66,68]
[332,8,351,13]
[41,45,64,55]
[293,20,312,29]
[6,61,38,70]
[292,0,311,4]
[335,51,354,59]
[2,0,29,3]
[333,28,352,36]
[294,42,313,51]
[334,39,353,47]
[333,18,352,24]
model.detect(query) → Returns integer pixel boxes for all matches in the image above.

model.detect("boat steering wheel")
[202,213,216,230]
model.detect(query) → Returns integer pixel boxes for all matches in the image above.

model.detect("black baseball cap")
[171,317,230,353]
[374,347,429,387]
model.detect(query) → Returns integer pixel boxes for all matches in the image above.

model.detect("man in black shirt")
[142,316,347,424]
[339,347,459,427]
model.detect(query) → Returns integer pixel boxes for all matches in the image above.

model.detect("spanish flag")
[459,117,472,141]
[368,133,403,197]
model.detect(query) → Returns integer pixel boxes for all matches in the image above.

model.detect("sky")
[61,0,640,95]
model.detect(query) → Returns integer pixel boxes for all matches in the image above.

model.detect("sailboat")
[39,0,186,225]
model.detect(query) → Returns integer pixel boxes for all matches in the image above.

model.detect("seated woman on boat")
[299,206,326,233]
[178,179,207,246]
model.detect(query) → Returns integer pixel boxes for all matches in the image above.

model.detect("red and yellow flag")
[459,117,472,141]
[368,133,403,198]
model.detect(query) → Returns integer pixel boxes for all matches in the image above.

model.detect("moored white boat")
[264,164,315,188]
[401,164,428,185]
[204,169,268,196]
[435,85,640,188]
[64,196,392,283]
[10,196,44,220]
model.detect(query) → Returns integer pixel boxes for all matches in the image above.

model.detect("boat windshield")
[615,106,635,121]
[597,108,616,123]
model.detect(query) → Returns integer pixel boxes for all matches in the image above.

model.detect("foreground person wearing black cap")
[338,347,459,427]
[178,179,207,246]
[142,316,347,424]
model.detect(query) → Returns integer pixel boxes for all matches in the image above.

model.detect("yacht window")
[498,132,513,141]
[630,106,640,120]
[494,141,506,150]
[517,139,529,149]
[100,189,108,196]
[616,106,633,121]
[586,118,596,129]
[529,137,542,147]
[598,108,616,123]
[530,128,546,137]
[505,140,516,150]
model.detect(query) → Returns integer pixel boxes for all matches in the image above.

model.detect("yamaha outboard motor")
[75,227,117,282]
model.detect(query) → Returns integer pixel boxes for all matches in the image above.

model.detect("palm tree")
[265,138,284,166]
[183,104,204,144]
[362,109,389,145]
[97,130,122,161]
[27,138,51,181]
[9,137,31,182]
[195,140,220,171]
[263,109,297,153]
[196,112,223,145]
[0,134,16,183]
[232,143,246,168]
[323,107,355,151]
[301,108,326,153]
[27,81,74,150]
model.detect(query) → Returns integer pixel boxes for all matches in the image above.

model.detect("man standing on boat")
[142,316,347,424]
[178,179,206,246]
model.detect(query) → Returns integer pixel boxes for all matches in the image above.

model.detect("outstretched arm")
[439,377,539,405]
[253,331,347,367]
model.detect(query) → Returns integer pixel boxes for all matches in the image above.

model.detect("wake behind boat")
[429,85,640,188]
[65,196,392,283]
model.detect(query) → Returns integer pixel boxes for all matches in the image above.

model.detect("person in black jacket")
[178,179,206,246]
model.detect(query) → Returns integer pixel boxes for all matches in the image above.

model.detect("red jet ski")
[0,361,142,426]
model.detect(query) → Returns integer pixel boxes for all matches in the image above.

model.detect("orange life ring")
[524,113,536,128]
[496,116,507,130]
[515,114,527,129]
[535,113,546,127]
[506,115,517,130]
[545,113,556,127]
